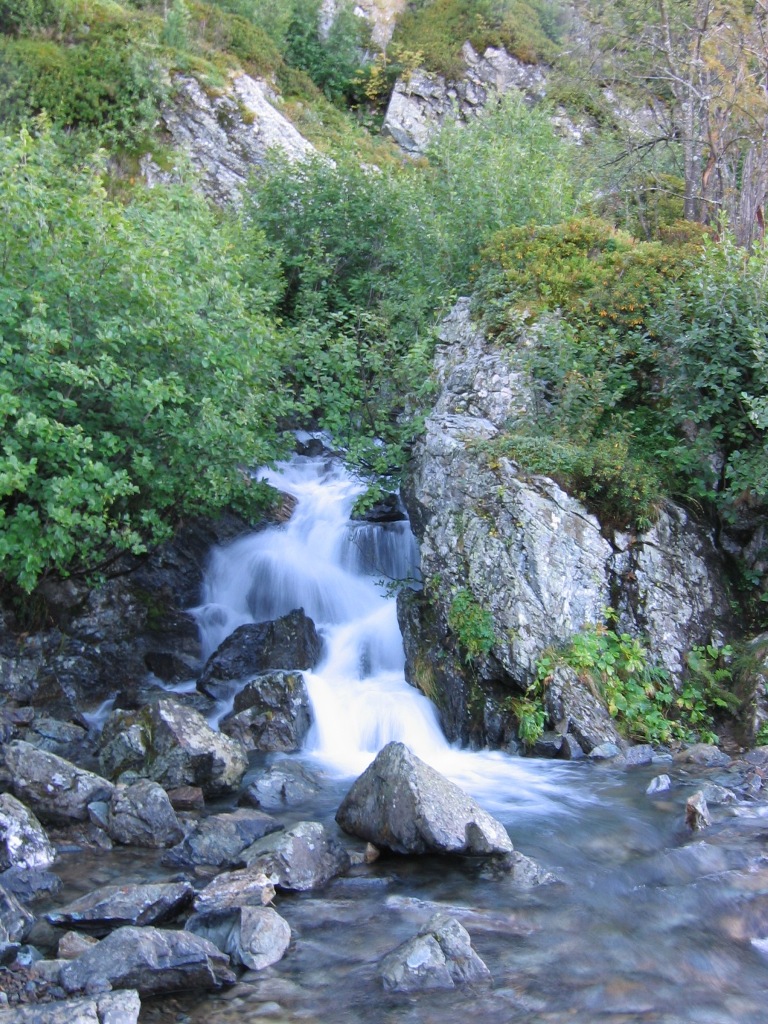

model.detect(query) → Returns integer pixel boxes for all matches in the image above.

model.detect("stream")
[54,454,768,1023]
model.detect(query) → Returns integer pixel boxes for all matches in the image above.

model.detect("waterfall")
[195,453,580,813]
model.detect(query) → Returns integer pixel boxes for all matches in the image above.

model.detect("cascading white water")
[195,454,581,814]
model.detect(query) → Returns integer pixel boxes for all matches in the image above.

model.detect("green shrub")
[447,589,496,663]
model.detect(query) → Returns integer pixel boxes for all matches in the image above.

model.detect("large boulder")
[240,821,351,891]
[45,881,193,936]
[59,926,235,996]
[0,794,55,871]
[5,742,114,823]
[0,990,141,1024]
[219,671,312,752]
[162,809,282,868]
[378,914,490,992]
[335,742,513,855]
[198,610,322,694]
[106,780,184,848]
[186,905,290,971]
[98,698,247,797]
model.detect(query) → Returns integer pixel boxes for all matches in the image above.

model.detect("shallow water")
[57,454,768,1023]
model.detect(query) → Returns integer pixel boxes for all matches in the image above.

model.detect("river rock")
[45,881,193,936]
[0,882,34,945]
[98,698,247,796]
[58,931,100,960]
[186,905,290,970]
[198,610,322,693]
[5,742,114,823]
[219,671,312,752]
[162,809,282,868]
[20,715,89,762]
[239,760,322,810]
[378,913,490,992]
[0,989,141,1024]
[674,744,732,768]
[0,794,55,871]
[107,780,184,848]
[240,821,351,891]
[686,792,712,830]
[336,742,513,856]
[193,867,276,916]
[59,926,235,996]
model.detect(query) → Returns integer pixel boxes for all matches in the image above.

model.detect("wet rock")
[106,780,184,848]
[57,931,99,960]
[646,774,672,795]
[0,868,62,905]
[0,988,140,1023]
[621,745,655,767]
[351,492,406,524]
[336,742,513,856]
[239,761,322,810]
[0,883,34,945]
[186,905,290,970]
[5,742,114,824]
[59,926,235,996]
[699,782,738,806]
[240,821,351,891]
[162,809,282,868]
[544,666,623,754]
[378,913,490,992]
[0,794,55,871]
[530,731,563,758]
[560,733,585,760]
[475,851,557,886]
[98,698,247,797]
[198,611,322,693]
[588,742,623,761]
[685,791,712,830]
[167,786,205,812]
[46,881,193,936]
[220,671,312,752]
[193,867,276,916]
[674,744,732,768]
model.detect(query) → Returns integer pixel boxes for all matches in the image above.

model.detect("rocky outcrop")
[383,43,547,153]
[400,299,734,748]
[98,698,247,797]
[336,742,513,855]
[378,913,490,991]
[157,74,315,206]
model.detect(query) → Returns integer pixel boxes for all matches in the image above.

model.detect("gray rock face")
[107,780,184,848]
[401,298,734,748]
[378,914,490,992]
[5,742,114,824]
[0,794,55,871]
[198,610,322,694]
[45,882,193,936]
[544,665,623,754]
[335,742,513,855]
[60,926,235,996]
[220,671,312,752]
[240,821,351,891]
[383,43,548,153]
[98,698,247,796]
[159,74,314,205]
[162,809,282,868]
[0,990,141,1024]
[186,905,290,970]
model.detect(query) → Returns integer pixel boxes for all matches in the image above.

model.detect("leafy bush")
[283,0,368,104]
[0,131,289,592]
[447,589,496,663]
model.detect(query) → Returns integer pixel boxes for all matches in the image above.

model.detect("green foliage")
[161,0,191,49]
[283,0,368,104]
[533,617,735,746]
[510,694,546,746]
[0,130,289,592]
[0,0,66,34]
[391,0,564,78]
[447,589,496,663]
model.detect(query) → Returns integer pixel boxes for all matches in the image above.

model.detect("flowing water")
[58,454,768,1024]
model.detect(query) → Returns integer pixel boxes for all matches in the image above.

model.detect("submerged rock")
[5,742,114,824]
[162,809,282,868]
[240,821,351,891]
[98,698,247,797]
[59,925,235,996]
[0,794,55,871]
[378,913,490,992]
[186,905,290,971]
[45,881,193,936]
[336,742,513,856]
[220,670,312,752]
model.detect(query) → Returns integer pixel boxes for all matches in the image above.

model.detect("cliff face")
[399,300,733,749]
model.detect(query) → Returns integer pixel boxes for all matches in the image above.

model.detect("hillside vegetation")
[1,0,768,645]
